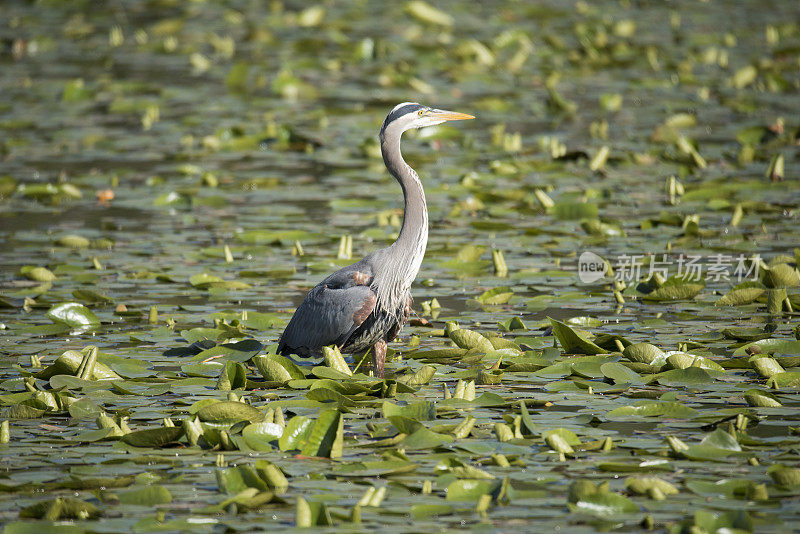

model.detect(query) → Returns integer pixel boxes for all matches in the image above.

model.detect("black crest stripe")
[382,103,422,130]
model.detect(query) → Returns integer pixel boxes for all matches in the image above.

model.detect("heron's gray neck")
[377,126,428,309]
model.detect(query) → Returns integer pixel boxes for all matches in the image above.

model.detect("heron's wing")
[278,269,376,356]
[321,267,373,289]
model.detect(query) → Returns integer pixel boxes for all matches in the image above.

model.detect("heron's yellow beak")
[430,109,475,121]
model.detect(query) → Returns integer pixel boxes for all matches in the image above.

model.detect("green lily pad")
[253,354,305,382]
[763,263,800,288]
[46,302,100,327]
[600,362,645,384]
[306,387,355,407]
[241,422,284,451]
[685,478,757,498]
[402,427,454,450]
[551,202,598,220]
[449,328,494,352]
[388,415,423,434]
[476,287,514,304]
[701,429,741,452]
[72,289,114,304]
[216,466,270,493]
[569,492,639,517]
[641,275,705,302]
[117,485,172,506]
[300,409,343,458]
[549,317,607,355]
[715,282,766,306]
[767,372,800,389]
[67,398,103,419]
[36,350,121,381]
[193,339,265,363]
[720,326,772,341]
[278,416,314,452]
[19,497,101,520]
[625,476,679,496]
[411,503,455,519]
[120,426,185,447]
[22,266,56,282]
[768,464,800,488]
[654,367,717,386]
[623,343,666,365]
[445,479,500,502]
[744,389,782,407]
[733,339,800,357]
[383,400,436,421]
[665,352,724,372]
[196,401,265,425]
[607,401,697,419]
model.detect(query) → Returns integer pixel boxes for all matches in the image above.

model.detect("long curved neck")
[380,126,428,292]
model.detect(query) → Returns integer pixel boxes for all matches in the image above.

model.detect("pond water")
[1,0,799,532]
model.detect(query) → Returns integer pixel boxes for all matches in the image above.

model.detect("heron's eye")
[418,110,425,116]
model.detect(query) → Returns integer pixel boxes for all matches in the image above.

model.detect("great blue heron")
[277,102,474,377]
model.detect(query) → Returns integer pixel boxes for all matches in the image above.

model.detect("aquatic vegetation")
[0,0,799,531]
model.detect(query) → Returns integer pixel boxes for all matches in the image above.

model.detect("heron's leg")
[372,339,387,378]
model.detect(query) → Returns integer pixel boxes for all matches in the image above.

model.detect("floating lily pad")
[19,497,101,520]
[609,400,696,419]
[476,287,514,305]
[641,276,705,302]
[253,354,305,382]
[445,479,500,502]
[121,427,184,448]
[715,282,766,306]
[197,401,265,425]
[278,416,314,452]
[549,318,607,355]
[117,485,173,506]
[569,491,639,517]
[46,302,100,328]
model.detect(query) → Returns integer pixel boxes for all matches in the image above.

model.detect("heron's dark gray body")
[277,103,472,375]
[277,251,411,358]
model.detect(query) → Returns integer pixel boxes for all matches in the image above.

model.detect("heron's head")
[381,102,474,135]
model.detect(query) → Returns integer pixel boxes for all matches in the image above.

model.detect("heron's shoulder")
[320,259,376,289]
